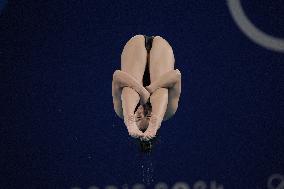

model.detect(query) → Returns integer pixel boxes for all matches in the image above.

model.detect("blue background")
[1,0,283,188]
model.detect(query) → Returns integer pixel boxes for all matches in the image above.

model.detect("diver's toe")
[144,135,152,141]
[129,132,138,138]
[131,130,143,138]
[137,133,143,138]
[133,134,139,138]
[141,135,147,141]
[149,135,154,140]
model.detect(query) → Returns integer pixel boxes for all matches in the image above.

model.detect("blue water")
[1,0,283,189]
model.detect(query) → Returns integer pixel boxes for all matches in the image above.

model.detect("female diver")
[112,35,181,143]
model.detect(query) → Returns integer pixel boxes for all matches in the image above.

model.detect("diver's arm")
[146,69,181,96]
[112,70,146,138]
[112,70,150,104]
[146,69,181,120]
[112,78,124,119]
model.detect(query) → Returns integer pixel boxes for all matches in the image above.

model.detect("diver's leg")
[149,36,175,82]
[121,35,147,84]
[121,87,143,138]
[143,87,168,140]
[143,36,175,140]
[113,70,149,104]
[146,69,181,121]
[146,69,180,93]
[121,35,147,138]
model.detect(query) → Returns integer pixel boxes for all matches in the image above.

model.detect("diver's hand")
[141,114,162,141]
[145,85,155,94]
[124,114,144,138]
[142,127,157,141]
[139,87,150,105]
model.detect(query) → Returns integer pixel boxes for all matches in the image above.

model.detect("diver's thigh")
[121,35,147,84]
[149,36,175,82]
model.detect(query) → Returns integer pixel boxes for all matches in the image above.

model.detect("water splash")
[140,152,154,186]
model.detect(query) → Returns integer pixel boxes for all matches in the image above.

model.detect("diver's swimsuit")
[144,35,154,53]
[142,35,154,87]
[138,35,158,153]
[134,35,153,113]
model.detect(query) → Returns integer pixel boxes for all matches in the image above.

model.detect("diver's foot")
[142,127,158,141]
[127,126,144,138]
[125,114,144,138]
[142,115,162,141]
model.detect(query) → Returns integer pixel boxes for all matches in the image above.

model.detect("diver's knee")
[153,36,172,49]
[127,35,145,46]
[131,34,144,40]
[112,70,121,80]
[175,69,181,76]
[122,34,145,53]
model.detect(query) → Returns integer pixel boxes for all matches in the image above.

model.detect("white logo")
[267,174,284,189]
[227,0,284,53]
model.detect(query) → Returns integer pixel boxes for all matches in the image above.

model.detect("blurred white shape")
[105,185,118,189]
[132,183,146,189]
[193,180,207,189]
[227,0,284,53]
[267,174,284,189]
[155,182,169,189]
[172,182,190,189]
[88,186,100,189]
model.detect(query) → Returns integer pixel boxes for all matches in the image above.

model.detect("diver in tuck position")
[112,34,181,142]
